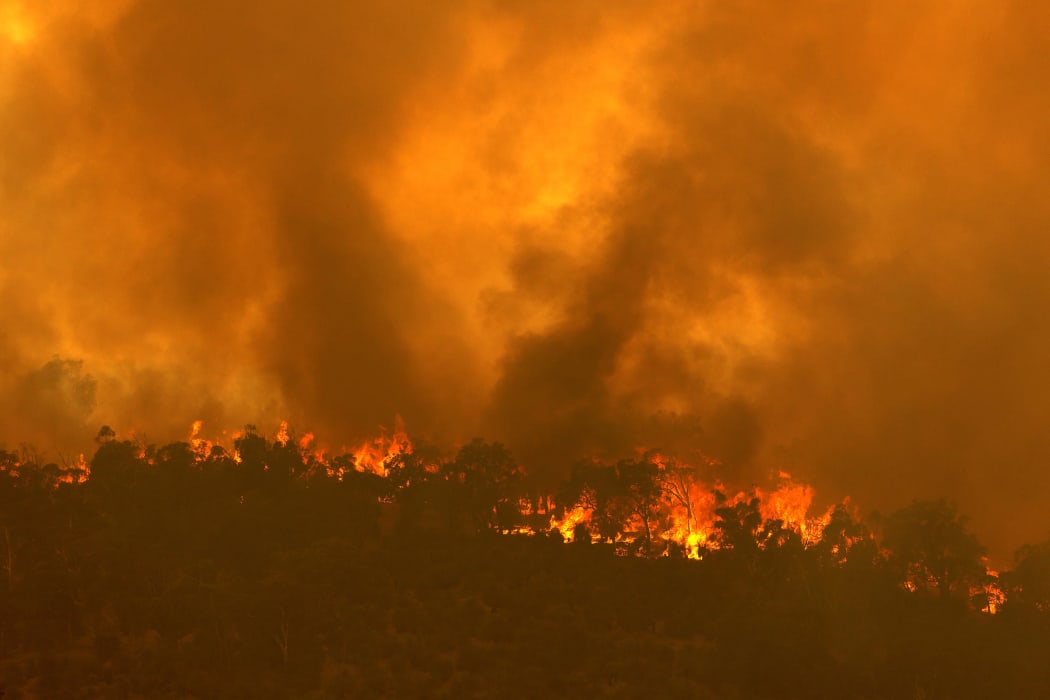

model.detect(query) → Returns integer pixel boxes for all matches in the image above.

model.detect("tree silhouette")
[384,449,440,534]
[813,504,869,567]
[96,425,116,444]
[1002,539,1050,611]
[657,458,703,548]
[557,463,620,542]
[450,439,522,532]
[614,458,663,551]
[4,422,1050,698]
[712,492,762,553]
[89,438,142,491]
[882,499,986,601]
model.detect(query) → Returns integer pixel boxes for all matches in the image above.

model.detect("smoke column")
[3,1,1050,557]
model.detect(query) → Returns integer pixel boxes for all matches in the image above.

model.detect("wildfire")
[187,420,235,463]
[182,419,414,478]
[1,418,1005,613]
[189,419,209,458]
[59,453,90,485]
[346,414,412,477]
[553,506,592,542]
[548,460,836,559]
[0,450,89,488]
[756,475,834,546]
[981,569,1005,615]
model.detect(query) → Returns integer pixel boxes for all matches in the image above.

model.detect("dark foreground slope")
[3,436,1050,698]
[3,524,1050,699]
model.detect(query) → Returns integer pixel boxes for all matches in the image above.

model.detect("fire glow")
[0,418,1004,612]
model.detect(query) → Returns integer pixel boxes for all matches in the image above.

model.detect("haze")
[2,0,1049,560]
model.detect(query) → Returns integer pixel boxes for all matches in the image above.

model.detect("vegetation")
[1,428,1049,698]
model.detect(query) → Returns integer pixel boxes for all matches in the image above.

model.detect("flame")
[188,420,234,462]
[549,458,837,558]
[183,419,415,476]
[189,420,208,457]
[347,414,412,477]
[0,451,89,489]
[56,453,89,486]
[552,506,592,542]
[756,475,835,546]
[1,417,1006,614]
[980,569,1005,615]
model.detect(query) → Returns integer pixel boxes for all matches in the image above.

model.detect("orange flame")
[549,459,837,559]
[347,415,412,477]
[2,418,1005,614]
[552,506,592,542]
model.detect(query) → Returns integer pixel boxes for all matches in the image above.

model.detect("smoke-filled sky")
[3,0,1050,558]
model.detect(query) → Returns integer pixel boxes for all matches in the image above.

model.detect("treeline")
[1,428,1050,697]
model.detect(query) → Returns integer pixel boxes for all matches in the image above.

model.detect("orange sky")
[3,0,1050,558]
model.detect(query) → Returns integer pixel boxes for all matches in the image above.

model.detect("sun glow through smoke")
[1,3,33,46]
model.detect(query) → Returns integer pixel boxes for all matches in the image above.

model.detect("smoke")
[0,0,477,448]
[6,358,97,451]
[3,0,1050,557]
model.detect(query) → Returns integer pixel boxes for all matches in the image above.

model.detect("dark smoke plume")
[3,1,1050,558]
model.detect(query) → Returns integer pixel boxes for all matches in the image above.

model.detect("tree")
[268,436,306,483]
[615,458,663,550]
[556,462,628,543]
[89,438,142,490]
[657,458,703,548]
[233,425,270,491]
[757,518,803,552]
[813,504,869,567]
[882,499,986,601]
[450,439,522,532]
[1001,539,1050,611]
[384,450,437,534]
[153,441,200,511]
[712,492,762,553]
[155,441,197,474]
